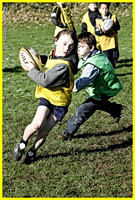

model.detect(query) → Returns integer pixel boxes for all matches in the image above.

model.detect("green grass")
[2,4,132,198]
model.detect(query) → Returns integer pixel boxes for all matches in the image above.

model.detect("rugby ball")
[19,46,42,70]
[101,19,113,32]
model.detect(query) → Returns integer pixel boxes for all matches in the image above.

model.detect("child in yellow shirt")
[95,3,120,67]
[51,3,76,37]
[12,30,78,164]
[81,3,100,49]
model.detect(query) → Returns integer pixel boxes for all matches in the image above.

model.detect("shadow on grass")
[117,72,132,77]
[74,124,132,139]
[2,66,22,72]
[34,125,132,163]
[116,58,132,68]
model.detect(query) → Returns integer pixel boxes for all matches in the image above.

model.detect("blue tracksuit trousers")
[64,95,120,136]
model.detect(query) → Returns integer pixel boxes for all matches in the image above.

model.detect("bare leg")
[33,112,57,150]
[24,111,58,164]
[23,106,50,142]
[12,105,55,161]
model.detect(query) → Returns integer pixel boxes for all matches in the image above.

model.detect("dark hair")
[55,29,78,51]
[77,32,96,49]
[99,3,111,9]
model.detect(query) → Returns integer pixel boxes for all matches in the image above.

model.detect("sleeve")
[113,17,120,31]
[51,6,67,28]
[27,64,69,88]
[73,64,99,92]
[81,22,87,32]
[66,51,79,75]
[40,55,48,64]
[51,18,67,28]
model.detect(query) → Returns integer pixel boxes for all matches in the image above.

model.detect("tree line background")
[3,3,132,27]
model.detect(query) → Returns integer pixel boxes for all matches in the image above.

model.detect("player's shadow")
[116,72,132,77]
[33,125,132,164]
[116,58,132,68]
[2,66,22,72]
[73,124,132,139]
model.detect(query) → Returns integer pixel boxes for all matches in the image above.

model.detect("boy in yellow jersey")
[51,3,76,37]
[95,3,120,67]
[12,30,78,164]
[81,3,100,49]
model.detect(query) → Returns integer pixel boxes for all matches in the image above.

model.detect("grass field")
[2,3,132,198]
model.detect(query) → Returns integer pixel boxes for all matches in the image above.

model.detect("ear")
[55,38,58,45]
[90,45,95,51]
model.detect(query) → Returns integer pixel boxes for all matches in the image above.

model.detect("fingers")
[21,61,35,71]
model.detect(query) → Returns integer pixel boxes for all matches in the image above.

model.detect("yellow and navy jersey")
[81,10,100,49]
[51,4,76,37]
[27,50,79,106]
[95,13,120,51]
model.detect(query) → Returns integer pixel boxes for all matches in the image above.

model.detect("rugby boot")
[12,141,26,161]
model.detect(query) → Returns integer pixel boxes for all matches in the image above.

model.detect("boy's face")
[99,4,109,17]
[88,3,98,12]
[77,41,91,58]
[55,34,74,57]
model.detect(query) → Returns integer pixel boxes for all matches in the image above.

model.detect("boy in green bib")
[58,32,123,140]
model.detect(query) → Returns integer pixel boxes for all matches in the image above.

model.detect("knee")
[31,120,43,131]
[76,104,87,116]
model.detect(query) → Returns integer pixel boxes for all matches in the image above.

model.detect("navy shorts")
[38,98,68,122]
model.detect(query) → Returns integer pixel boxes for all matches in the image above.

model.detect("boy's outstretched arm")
[73,64,99,92]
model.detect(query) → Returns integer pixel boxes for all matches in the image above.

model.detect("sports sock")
[27,146,37,158]
[30,146,37,152]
